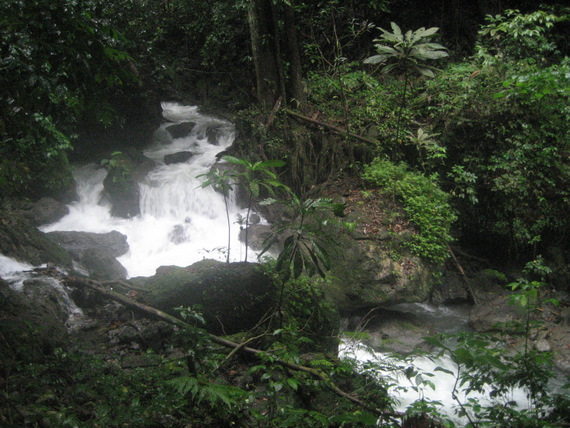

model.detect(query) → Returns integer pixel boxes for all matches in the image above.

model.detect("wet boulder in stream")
[102,148,156,218]
[164,151,194,165]
[143,259,275,335]
[46,230,129,280]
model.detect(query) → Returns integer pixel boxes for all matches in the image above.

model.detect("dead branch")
[66,276,403,421]
[284,108,378,146]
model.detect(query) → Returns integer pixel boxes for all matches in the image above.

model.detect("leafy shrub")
[363,159,456,263]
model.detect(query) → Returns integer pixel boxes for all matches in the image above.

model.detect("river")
[40,103,252,278]
[0,103,563,426]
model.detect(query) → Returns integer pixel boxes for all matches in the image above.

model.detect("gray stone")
[207,126,223,145]
[0,210,72,269]
[165,122,196,139]
[431,274,471,305]
[153,127,173,145]
[164,151,194,165]
[46,230,129,280]
[47,230,129,258]
[22,197,70,226]
[144,259,275,335]
[535,339,552,352]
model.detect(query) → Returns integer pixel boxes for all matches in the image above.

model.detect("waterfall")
[41,103,248,278]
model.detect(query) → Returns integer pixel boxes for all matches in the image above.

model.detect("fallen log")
[284,109,378,146]
[66,276,404,421]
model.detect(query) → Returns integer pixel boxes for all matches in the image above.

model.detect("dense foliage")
[1,1,569,426]
[0,0,137,198]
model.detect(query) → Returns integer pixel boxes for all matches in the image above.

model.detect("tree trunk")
[247,0,281,109]
[283,4,305,105]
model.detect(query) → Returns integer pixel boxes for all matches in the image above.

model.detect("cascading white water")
[339,303,532,425]
[41,103,249,277]
[0,254,34,291]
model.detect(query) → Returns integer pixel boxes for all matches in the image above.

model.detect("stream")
[0,103,563,425]
[40,103,252,278]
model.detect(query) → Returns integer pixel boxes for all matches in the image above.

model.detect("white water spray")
[41,103,248,277]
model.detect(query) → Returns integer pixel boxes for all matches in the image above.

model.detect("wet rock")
[21,197,70,227]
[0,210,72,268]
[169,224,188,244]
[206,125,223,145]
[165,122,196,139]
[328,235,432,311]
[81,248,127,280]
[469,295,524,332]
[102,148,156,218]
[153,127,173,145]
[345,307,432,355]
[47,230,129,258]
[249,213,261,225]
[467,269,524,332]
[239,223,272,252]
[535,338,552,352]
[430,273,471,305]
[145,259,275,335]
[0,278,69,363]
[46,230,128,280]
[108,319,174,351]
[164,151,194,165]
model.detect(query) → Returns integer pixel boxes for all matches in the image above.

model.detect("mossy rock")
[0,279,69,363]
[144,259,275,335]
[0,210,72,268]
[327,230,432,311]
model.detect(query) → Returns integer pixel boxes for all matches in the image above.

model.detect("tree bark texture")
[247,0,281,109]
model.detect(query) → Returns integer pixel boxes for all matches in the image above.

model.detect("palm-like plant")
[258,195,345,325]
[223,156,288,262]
[364,22,448,146]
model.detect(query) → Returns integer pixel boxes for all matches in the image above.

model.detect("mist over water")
[41,103,248,278]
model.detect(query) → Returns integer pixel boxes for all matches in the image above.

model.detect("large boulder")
[19,197,70,227]
[165,122,196,139]
[0,278,69,363]
[164,151,194,165]
[46,230,129,280]
[467,269,525,332]
[327,231,432,311]
[144,259,275,335]
[102,148,156,218]
[0,210,72,269]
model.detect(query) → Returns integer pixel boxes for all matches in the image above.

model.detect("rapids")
[41,103,251,278]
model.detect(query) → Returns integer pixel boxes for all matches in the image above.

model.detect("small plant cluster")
[362,158,456,264]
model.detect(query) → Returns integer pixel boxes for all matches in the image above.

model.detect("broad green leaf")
[364,54,388,64]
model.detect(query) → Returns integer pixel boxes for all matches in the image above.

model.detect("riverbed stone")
[20,197,70,227]
[327,234,432,311]
[0,210,72,269]
[46,230,129,280]
[206,125,223,145]
[47,230,129,258]
[153,127,173,145]
[165,122,196,139]
[102,148,156,218]
[535,338,552,352]
[144,259,275,335]
[164,151,194,165]
[430,273,471,304]
[467,269,525,332]
[0,278,69,363]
